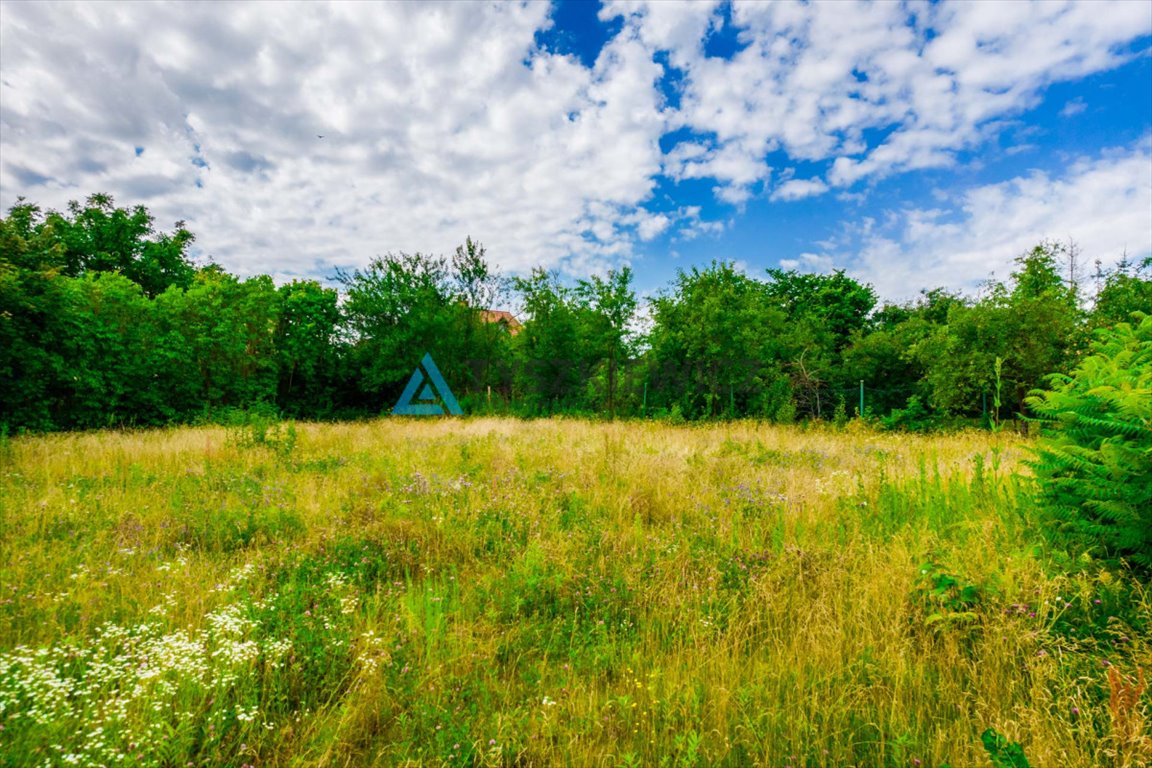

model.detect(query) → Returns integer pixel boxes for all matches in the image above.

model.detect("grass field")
[0,418,1148,767]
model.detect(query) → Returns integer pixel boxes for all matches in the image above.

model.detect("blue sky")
[1,0,1150,303]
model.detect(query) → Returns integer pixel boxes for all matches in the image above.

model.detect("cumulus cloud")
[1061,98,1088,118]
[772,178,828,202]
[1,0,1148,288]
[840,141,1152,299]
[606,0,1151,199]
[0,1,673,278]
[636,212,671,240]
[779,252,837,272]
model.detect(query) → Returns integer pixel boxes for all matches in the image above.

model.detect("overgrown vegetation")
[5,194,1148,432]
[1,420,1149,766]
[1026,314,1152,572]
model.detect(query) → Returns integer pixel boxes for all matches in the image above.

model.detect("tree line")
[1,194,1149,432]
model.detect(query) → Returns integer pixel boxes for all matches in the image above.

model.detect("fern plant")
[1025,313,1152,572]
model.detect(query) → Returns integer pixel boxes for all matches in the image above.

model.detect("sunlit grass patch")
[1,419,1148,766]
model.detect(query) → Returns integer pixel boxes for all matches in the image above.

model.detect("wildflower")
[1072,706,1080,715]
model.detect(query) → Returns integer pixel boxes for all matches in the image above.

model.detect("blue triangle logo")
[393,353,463,416]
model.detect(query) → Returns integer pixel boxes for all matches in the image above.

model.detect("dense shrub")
[1026,313,1152,572]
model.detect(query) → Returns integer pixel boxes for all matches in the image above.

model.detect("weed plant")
[0,419,1148,766]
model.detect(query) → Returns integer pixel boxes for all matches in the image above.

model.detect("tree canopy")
[2,195,1144,432]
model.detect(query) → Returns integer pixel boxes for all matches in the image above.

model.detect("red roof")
[479,309,522,335]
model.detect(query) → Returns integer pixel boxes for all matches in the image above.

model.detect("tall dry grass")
[0,418,1147,767]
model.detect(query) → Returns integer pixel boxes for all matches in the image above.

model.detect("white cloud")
[772,178,828,202]
[0,1,670,279]
[1,0,1148,287]
[673,207,727,241]
[778,252,837,272]
[841,141,1152,299]
[605,0,1151,198]
[636,213,671,240]
[1061,98,1088,118]
[601,0,721,70]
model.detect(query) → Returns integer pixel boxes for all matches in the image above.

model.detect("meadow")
[0,418,1147,767]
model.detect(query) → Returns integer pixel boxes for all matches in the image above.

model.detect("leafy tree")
[0,201,67,272]
[841,325,923,417]
[1,210,68,429]
[452,237,505,312]
[1026,314,1152,571]
[153,268,280,415]
[914,243,1084,421]
[0,261,79,430]
[842,289,963,419]
[2,203,178,429]
[450,238,513,400]
[764,268,877,352]
[275,280,341,416]
[43,194,195,296]
[575,267,638,417]
[511,269,585,413]
[338,242,515,412]
[62,273,162,427]
[338,252,459,406]
[648,262,790,419]
[1092,255,1152,330]
[764,269,877,418]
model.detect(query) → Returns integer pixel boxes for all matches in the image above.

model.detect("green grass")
[0,419,1148,767]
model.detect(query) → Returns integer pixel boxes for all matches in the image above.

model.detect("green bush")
[224,404,298,459]
[879,394,936,432]
[981,728,1032,768]
[1025,313,1152,572]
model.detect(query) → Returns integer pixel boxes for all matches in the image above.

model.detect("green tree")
[339,252,462,408]
[450,238,513,401]
[1,203,177,429]
[764,268,877,419]
[1,208,69,429]
[63,273,162,427]
[914,243,1084,421]
[153,268,280,415]
[648,262,790,419]
[511,269,584,414]
[275,280,342,416]
[1092,255,1152,330]
[764,268,877,352]
[45,193,195,297]
[841,289,963,420]
[575,267,638,417]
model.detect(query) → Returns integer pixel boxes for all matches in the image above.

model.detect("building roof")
[478,309,522,335]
